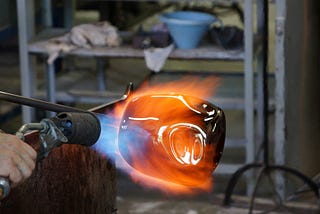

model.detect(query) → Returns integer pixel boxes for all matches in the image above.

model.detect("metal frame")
[223,1,320,212]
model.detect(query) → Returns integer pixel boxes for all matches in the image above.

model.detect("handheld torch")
[0,84,133,201]
[0,90,115,200]
[0,111,102,200]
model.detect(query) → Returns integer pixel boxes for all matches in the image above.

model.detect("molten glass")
[118,93,225,194]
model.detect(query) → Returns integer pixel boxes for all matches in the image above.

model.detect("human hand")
[0,133,37,187]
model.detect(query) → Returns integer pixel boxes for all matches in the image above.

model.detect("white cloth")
[45,21,121,64]
[143,44,174,72]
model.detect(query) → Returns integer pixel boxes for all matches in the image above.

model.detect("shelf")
[28,28,244,61]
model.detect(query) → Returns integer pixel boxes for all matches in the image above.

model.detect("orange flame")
[110,75,224,195]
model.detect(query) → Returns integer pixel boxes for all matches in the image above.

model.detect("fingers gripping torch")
[0,112,101,200]
[0,91,105,200]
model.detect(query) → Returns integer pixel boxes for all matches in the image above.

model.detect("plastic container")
[160,11,219,49]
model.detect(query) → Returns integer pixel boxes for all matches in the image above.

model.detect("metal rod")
[0,90,86,113]
[17,0,34,123]
[262,0,269,166]
[244,0,255,195]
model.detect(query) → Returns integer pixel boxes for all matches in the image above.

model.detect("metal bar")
[274,0,287,198]
[46,62,57,117]
[89,82,133,114]
[255,0,270,167]
[96,58,107,91]
[46,63,56,104]
[256,0,265,163]
[244,0,254,163]
[17,0,35,123]
[64,0,75,29]
[261,0,270,166]
[244,0,255,195]
[42,0,52,28]
[0,90,86,113]
[248,166,268,213]
[223,163,263,205]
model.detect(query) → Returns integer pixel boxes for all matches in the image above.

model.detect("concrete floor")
[0,45,319,213]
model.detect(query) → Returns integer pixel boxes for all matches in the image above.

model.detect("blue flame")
[91,112,152,170]
[91,113,119,159]
[91,113,150,161]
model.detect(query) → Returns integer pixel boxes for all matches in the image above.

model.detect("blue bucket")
[160,11,219,49]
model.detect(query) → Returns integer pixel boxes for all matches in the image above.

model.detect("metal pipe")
[262,0,269,166]
[0,90,86,113]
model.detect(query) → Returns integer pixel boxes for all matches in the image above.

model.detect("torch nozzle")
[50,112,101,147]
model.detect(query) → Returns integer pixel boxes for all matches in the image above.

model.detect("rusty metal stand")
[223,1,319,212]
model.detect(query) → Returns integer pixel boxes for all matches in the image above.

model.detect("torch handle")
[0,177,10,200]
